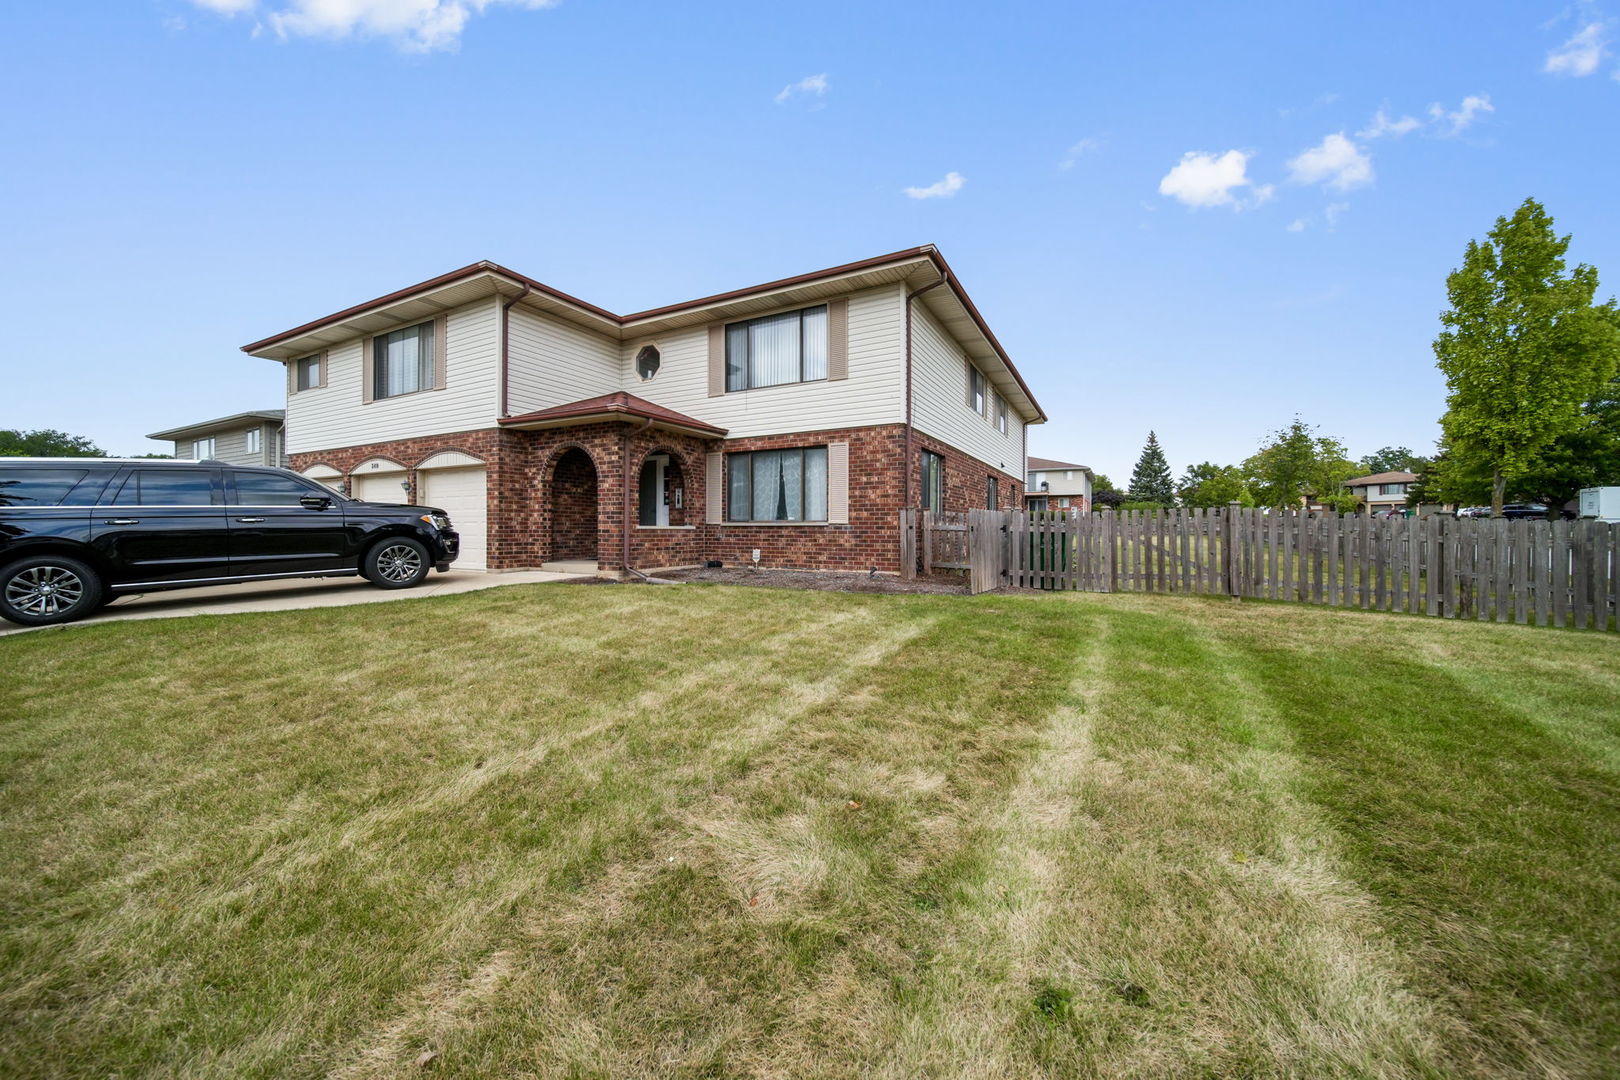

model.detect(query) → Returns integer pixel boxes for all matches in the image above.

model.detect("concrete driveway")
[0,569,590,637]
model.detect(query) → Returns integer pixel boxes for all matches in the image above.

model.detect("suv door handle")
[235,517,266,523]
[103,518,140,525]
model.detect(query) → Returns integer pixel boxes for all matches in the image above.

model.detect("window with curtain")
[920,451,945,511]
[724,305,828,391]
[986,476,998,509]
[726,447,828,521]
[995,394,1008,434]
[969,368,986,416]
[374,322,435,399]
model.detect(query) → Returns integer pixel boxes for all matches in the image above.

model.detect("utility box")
[1578,486,1620,522]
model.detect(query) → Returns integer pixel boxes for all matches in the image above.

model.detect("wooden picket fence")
[898,507,1620,631]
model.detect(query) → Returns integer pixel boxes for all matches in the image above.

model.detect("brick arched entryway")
[550,447,599,563]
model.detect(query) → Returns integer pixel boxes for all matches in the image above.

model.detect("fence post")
[1223,502,1240,598]
[1102,507,1117,592]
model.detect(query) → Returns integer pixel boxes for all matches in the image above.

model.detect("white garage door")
[352,470,408,504]
[420,466,488,570]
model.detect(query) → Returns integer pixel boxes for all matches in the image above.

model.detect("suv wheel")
[0,556,105,627]
[363,538,431,589]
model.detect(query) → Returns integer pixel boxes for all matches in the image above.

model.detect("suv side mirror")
[300,494,333,510]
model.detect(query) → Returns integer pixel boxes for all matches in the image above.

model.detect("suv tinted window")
[0,468,93,507]
[116,469,216,506]
[232,471,319,506]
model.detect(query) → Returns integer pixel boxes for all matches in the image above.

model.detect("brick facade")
[291,421,1023,575]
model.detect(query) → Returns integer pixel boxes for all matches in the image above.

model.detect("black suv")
[0,458,459,626]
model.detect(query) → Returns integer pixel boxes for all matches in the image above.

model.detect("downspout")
[902,269,949,510]
[498,283,532,419]
[621,416,654,574]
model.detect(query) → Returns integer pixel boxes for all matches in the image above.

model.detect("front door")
[226,470,349,577]
[92,467,232,585]
[638,455,668,527]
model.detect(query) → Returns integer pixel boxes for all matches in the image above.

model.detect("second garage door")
[419,466,488,570]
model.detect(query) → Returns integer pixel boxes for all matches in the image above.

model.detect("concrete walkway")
[0,569,590,637]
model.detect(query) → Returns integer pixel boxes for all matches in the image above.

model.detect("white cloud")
[1357,108,1422,139]
[186,0,556,52]
[1324,202,1349,228]
[1286,218,1307,233]
[1157,149,1270,209]
[1428,94,1494,135]
[1286,133,1373,191]
[1545,21,1608,76]
[903,171,966,200]
[775,73,828,105]
[1058,137,1102,170]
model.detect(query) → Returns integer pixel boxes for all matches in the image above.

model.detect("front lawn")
[2,586,1617,1078]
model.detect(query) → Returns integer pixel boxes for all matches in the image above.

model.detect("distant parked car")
[1500,503,1550,520]
[1455,506,1490,519]
[1372,507,1406,519]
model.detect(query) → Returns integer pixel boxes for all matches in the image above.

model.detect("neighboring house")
[147,410,287,466]
[241,246,1045,574]
[1344,470,1417,512]
[1025,457,1092,512]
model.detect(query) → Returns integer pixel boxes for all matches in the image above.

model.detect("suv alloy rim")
[5,565,86,617]
[376,543,423,583]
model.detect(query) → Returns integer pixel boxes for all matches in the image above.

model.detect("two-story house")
[241,246,1045,574]
[1344,470,1417,514]
[1024,457,1093,512]
[147,410,287,466]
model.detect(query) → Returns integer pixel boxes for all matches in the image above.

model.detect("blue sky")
[2,1,1616,482]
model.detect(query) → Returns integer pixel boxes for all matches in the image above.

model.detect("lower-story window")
[920,451,945,511]
[986,475,998,509]
[727,447,828,522]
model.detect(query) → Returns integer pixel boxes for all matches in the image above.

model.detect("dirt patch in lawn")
[583,566,969,595]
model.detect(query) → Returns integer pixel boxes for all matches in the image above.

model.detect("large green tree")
[0,429,105,457]
[1358,446,1420,475]
[1434,198,1620,515]
[1177,462,1254,508]
[1126,431,1176,507]
[1243,418,1359,510]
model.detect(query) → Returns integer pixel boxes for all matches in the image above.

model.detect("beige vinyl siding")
[623,284,905,440]
[910,303,1025,477]
[285,299,500,455]
[171,425,277,466]
[506,306,620,416]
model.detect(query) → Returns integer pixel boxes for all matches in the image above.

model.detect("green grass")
[2,585,1617,1078]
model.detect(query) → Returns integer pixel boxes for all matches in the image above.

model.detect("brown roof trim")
[497,391,727,437]
[239,262,619,353]
[238,246,1046,422]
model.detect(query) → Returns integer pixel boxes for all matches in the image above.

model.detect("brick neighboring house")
[241,246,1046,574]
[1024,457,1093,512]
[1344,470,1417,513]
[147,410,287,466]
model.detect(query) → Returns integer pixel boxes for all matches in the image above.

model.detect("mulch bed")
[575,567,969,595]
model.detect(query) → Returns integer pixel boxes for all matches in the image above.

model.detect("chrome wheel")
[5,565,86,617]
[375,543,423,583]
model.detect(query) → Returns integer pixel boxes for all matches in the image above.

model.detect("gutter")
[499,283,532,419]
[902,270,949,510]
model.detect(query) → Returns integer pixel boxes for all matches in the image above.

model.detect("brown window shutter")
[707,324,725,397]
[826,298,849,381]
[285,360,294,397]
[705,453,723,523]
[361,337,375,404]
[827,442,849,524]
[433,315,448,390]
[318,350,328,388]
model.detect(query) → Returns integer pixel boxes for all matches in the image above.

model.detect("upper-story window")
[1380,482,1408,496]
[193,437,216,460]
[374,321,435,399]
[244,429,261,455]
[995,393,1008,434]
[725,305,827,392]
[969,368,986,415]
[635,345,661,381]
[294,354,322,391]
